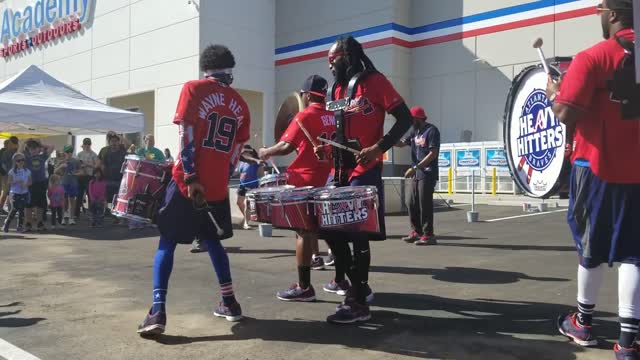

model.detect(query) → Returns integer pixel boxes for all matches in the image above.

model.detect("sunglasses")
[15,159,24,162]
[328,52,344,65]
[596,3,629,12]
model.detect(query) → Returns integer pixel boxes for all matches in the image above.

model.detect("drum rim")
[503,63,564,199]
[124,154,169,165]
[312,185,378,200]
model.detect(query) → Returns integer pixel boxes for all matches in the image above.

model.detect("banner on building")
[485,148,510,176]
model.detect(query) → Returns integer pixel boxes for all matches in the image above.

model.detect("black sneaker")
[214,301,243,322]
[36,222,46,232]
[327,302,371,324]
[190,239,208,253]
[2,221,9,233]
[325,254,335,266]
[311,257,325,270]
[0,209,8,216]
[276,283,316,302]
[24,223,33,232]
[137,309,166,336]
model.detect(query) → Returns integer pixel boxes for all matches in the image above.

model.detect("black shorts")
[156,181,233,244]
[28,181,48,209]
[236,185,258,197]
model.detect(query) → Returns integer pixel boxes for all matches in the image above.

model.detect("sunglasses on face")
[15,159,24,162]
[328,52,344,64]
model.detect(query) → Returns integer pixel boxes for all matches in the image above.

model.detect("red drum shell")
[246,185,293,224]
[112,155,171,223]
[271,187,316,231]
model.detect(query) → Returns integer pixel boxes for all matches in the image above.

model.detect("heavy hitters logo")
[515,89,564,187]
[318,199,368,227]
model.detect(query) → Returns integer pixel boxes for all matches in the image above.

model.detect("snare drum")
[313,186,380,235]
[259,173,288,188]
[112,155,172,223]
[246,185,293,223]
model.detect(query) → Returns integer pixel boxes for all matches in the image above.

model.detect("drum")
[312,186,380,235]
[246,185,294,223]
[259,173,288,188]
[503,58,572,198]
[112,155,172,223]
[271,187,316,231]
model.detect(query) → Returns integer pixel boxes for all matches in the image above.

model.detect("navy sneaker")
[276,283,316,302]
[323,279,351,295]
[615,343,640,360]
[415,234,437,246]
[190,238,208,253]
[557,312,597,346]
[327,302,371,324]
[344,285,374,304]
[137,308,166,336]
[214,301,243,322]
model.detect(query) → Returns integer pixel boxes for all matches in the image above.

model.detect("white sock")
[618,264,640,319]
[577,264,605,305]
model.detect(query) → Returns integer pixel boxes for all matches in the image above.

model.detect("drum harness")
[326,71,371,187]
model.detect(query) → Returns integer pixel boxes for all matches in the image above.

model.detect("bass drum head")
[504,64,567,198]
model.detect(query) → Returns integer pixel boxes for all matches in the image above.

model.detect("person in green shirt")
[136,134,165,162]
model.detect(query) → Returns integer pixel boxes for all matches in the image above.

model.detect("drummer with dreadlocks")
[321,36,413,324]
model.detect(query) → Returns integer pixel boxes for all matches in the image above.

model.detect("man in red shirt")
[321,36,413,324]
[137,45,250,336]
[547,1,640,357]
[258,75,336,302]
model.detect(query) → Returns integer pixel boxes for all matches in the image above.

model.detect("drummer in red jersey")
[258,75,336,302]
[322,36,413,324]
[137,45,250,336]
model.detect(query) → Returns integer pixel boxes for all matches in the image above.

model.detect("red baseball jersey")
[555,28,640,183]
[332,72,404,178]
[173,78,251,201]
[280,103,336,187]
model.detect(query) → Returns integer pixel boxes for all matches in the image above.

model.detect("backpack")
[608,35,640,120]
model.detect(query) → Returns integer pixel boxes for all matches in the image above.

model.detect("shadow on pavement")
[0,306,45,328]
[148,293,618,359]
[370,266,570,284]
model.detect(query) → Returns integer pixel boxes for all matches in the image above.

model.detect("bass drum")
[503,59,571,199]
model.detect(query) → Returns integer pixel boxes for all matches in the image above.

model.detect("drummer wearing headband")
[322,36,413,324]
[137,44,250,336]
[258,75,336,302]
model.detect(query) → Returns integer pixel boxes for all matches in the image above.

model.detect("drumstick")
[295,119,317,147]
[533,38,551,75]
[206,211,225,236]
[316,137,360,155]
[270,159,280,174]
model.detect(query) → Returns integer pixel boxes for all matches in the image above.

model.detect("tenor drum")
[246,185,294,223]
[312,186,380,235]
[504,59,572,198]
[271,187,315,231]
[112,155,172,223]
[259,173,289,188]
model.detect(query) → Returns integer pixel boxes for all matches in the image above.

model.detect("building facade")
[0,0,603,172]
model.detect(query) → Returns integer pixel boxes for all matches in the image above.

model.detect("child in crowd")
[88,168,107,227]
[24,139,53,232]
[55,145,81,225]
[47,174,64,229]
[3,153,32,233]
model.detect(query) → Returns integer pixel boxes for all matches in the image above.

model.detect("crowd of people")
[0,132,174,232]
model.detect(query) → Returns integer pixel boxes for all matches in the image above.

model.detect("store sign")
[1,0,94,58]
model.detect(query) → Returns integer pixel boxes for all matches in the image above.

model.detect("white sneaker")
[69,218,76,225]
[242,223,251,230]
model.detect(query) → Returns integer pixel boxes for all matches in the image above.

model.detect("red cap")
[410,106,427,119]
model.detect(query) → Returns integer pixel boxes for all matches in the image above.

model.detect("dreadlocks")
[333,36,378,80]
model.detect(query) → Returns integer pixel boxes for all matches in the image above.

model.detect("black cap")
[83,138,91,145]
[609,0,632,10]
[300,75,328,98]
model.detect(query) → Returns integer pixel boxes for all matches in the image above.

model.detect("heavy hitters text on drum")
[515,90,565,168]
[317,199,370,227]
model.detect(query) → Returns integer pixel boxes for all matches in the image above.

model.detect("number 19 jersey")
[172,78,251,201]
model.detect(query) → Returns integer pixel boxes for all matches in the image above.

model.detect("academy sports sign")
[0,0,94,58]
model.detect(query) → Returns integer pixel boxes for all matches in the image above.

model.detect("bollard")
[448,167,453,194]
[491,167,497,195]
[467,170,479,222]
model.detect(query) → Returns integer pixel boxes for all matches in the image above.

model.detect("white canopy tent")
[0,65,144,137]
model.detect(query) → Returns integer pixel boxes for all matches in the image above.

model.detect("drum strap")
[327,71,372,186]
